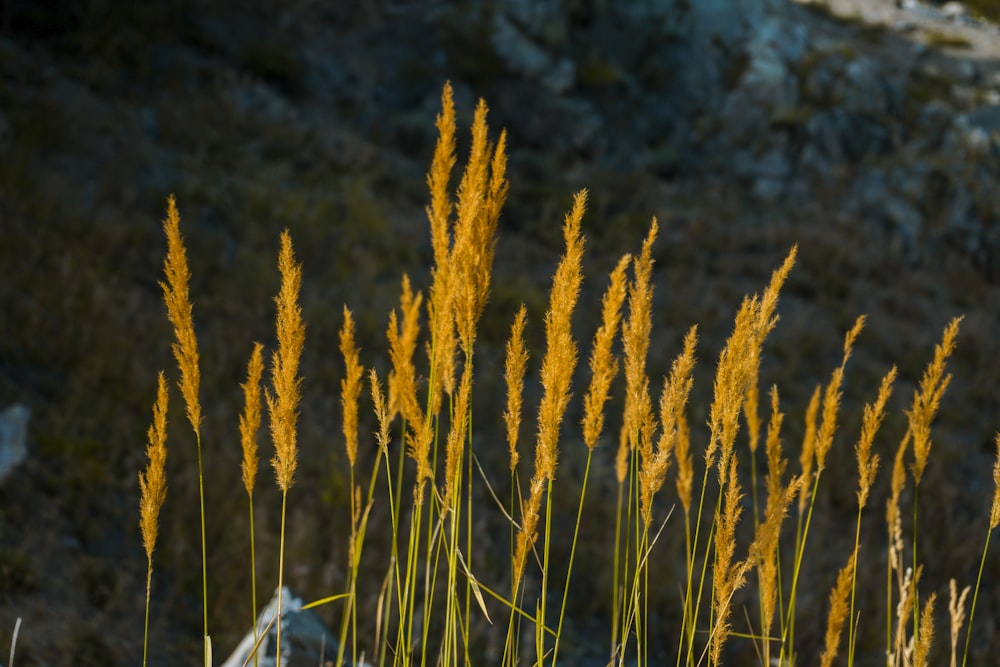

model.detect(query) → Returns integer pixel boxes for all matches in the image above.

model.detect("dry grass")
[133,84,1000,667]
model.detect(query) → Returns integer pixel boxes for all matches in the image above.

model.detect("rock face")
[0,403,29,484]
[221,587,351,667]
[419,0,1000,274]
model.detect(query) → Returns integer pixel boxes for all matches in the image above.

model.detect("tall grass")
[139,84,999,666]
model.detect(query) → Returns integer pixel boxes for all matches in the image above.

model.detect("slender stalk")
[551,450,594,667]
[249,497,259,667]
[962,527,995,667]
[276,491,288,667]
[143,558,153,667]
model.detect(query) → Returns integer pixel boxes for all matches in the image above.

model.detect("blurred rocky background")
[1,0,999,664]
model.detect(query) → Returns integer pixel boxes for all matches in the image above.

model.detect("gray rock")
[0,403,29,484]
[222,587,358,667]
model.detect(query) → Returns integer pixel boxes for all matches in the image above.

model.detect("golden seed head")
[856,365,896,508]
[913,593,937,667]
[239,343,264,497]
[504,305,529,471]
[339,307,365,468]
[623,221,657,457]
[639,326,697,529]
[369,369,391,455]
[160,195,202,434]
[815,315,866,473]
[799,384,821,513]
[139,372,169,560]
[582,254,630,451]
[910,316,963,485]
[819,552,857,667]
[444,363,473,506]
[267,230,305,492]
[533,190,586,482]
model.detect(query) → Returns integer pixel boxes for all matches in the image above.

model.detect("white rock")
[221,587,367,667]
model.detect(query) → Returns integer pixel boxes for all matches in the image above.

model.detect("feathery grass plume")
[339,308,365,468]
[444,361,473,506]
[370,370,391,455]
[857,366,897,508]
[237,343,264,667]
[675,410,693,514]
[385,278,434,500]
[819,552,857,667]
[504,304,529,471]
[622,221,657,458]
[814,315,865,473]
[582,254,631,451]
[753,478,800,662]
[159,195,209,657]
[784,318,862,661]
[513,189,586,585]
[887,431,910,539]
[745,383,761,455]
[913,593,937,667]
[707,246,796,481]
[639,325,697,529]
[949,579,970,667]
[615,422,630,485]
[754,385,792,652]
[387,275,423,427]
[140,372,169,561]
[763,387,787,518]
[798,385,821,514]
[428,82,456,272]
[910,316,962,484]
[264,230,305,666]
[267,230,305,492]
[711,458,748,664]
[240,344,264,497]
[452,97,507,353]
[426,84,458,413]
[139,372,168,667]
[890,560,918,666]
[160,195,202,433]
[844,364,896,665]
